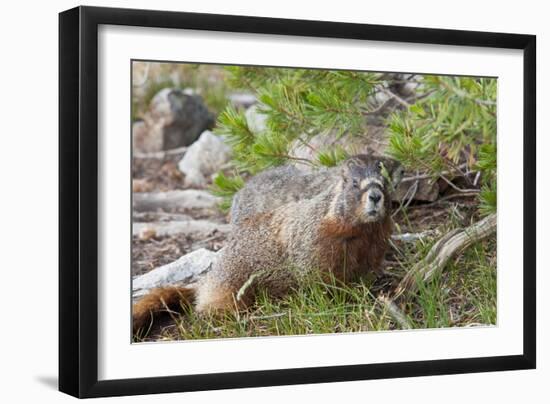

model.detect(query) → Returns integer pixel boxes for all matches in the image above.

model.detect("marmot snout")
[331,155,403,224]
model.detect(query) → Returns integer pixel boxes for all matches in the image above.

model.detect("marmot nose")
[368,192,382,204]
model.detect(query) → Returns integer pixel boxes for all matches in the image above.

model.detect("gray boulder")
[135,88,215,153]
[228,92,257,109]
[178,130,232,187]
[132,248,219,300]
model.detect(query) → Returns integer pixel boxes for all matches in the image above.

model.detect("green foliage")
[214,66,383,198]
[316,146,350,167]
[210,171,245,212]
[387,76,497,215]
[479,182,497,216]
[216,69,497,215]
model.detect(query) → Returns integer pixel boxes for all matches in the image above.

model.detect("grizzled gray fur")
[230,154,403,225]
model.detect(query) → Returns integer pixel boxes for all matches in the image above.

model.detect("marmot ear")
[340,158,355,179]
[380,158,404,189]
[391,163,405,188]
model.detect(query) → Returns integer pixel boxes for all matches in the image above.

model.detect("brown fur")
[132,154,401,336]
[132,286,194,334]
[317,216,393,281]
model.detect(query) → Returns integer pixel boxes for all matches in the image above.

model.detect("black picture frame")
[59,5,536,398]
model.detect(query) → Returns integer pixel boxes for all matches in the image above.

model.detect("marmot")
[231,154,403,224]
[133,153,403,334]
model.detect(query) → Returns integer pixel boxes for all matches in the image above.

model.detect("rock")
[132,189,222,212]
[389,73,421,97]
[289,131,337,164]
[133,120,160,154]
[228,92,257,109]
[178,130,232,187]
[132,220,231,238]
[289,127,388,166]
[132,248,218,299]
[373,90,391,105]
[245,104,268,133]
[394,177,440,202]
[135,88,215,153]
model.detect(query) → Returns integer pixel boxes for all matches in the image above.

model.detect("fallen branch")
[391,230,439,243]
[393,213,497,298]
[133,189,221,212]
[133,211,193,222]
[133,146,188,159]
[133,219,230,239]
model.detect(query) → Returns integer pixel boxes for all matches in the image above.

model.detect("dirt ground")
[131,154,228,277]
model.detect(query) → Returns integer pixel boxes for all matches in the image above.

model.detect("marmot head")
[332,153,403,223]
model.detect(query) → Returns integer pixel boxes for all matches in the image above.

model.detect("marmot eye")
[352,179,359,188]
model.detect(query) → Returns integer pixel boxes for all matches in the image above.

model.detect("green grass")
[134,233,496,342]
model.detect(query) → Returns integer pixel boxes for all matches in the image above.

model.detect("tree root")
[378,213,497,329]
[393,213,497,299]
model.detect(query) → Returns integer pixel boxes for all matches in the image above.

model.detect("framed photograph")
[59,6,536,398]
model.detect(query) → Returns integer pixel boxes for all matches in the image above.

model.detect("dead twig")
[134,146,188,159]
[473,171,481,187]
[249,312,288,321]
[391,230,439,243]
[378,295,412,329]
[376,85,412,108]
[133,189,221,212]
[438,173,480,194]
[400,163,469,183]
[392,177,419,218]
[411,191,480,209]
[363,97,393,115]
